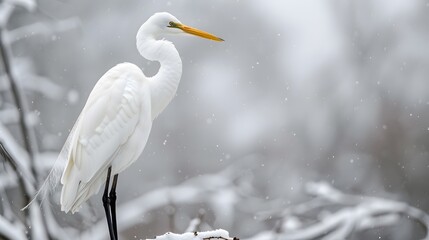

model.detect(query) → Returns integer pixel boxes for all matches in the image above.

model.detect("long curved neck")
[136,28,182,119]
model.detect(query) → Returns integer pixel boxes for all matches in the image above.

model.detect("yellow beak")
[171,22,224,42]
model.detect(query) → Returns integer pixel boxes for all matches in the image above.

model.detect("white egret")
[58,12,223,240]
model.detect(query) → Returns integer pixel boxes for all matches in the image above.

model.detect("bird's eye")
[168,21,176,28]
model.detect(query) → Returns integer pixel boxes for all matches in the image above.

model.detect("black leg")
[103,166,116,240]
[110,174,119,240]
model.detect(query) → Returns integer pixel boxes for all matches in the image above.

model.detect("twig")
[0,29,38,180]
[0,140,30,205]
[0,123,35,184]
[166,203,177,232]
[0,140,18,170]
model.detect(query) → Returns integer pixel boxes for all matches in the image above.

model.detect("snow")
[148,229,234,240]
[2,1,429,239]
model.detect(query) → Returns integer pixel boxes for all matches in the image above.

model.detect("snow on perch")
[148,229,238,240]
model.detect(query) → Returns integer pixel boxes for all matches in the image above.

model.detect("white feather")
[60,63,151,213]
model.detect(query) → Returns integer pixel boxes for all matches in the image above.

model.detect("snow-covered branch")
[306,182,429,239]
[251,182,429,240]
[0,2,80,239]
[148,229,237,240]
[0,28,39,172]
[18,74,65,100]
[3,0,36,12]
[4,17,80,44]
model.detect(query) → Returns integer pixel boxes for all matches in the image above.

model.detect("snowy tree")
[1,0,429,240]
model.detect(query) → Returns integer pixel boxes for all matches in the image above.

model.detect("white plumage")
[57,12,223,215]
[60,63,152,213]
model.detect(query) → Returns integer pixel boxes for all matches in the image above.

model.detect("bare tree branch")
[0,29,39,180]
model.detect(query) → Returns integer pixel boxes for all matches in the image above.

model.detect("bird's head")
[143,12,224,42]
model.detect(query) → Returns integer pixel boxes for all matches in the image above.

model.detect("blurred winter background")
[1,0,429,239]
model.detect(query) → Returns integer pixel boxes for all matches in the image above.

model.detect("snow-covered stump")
[148,229,238,240]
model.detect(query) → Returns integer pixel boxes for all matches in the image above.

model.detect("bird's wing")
[61,63,147,184]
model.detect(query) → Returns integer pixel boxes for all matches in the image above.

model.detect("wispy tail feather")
[21,150,67,211]
[21,117,81,211]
